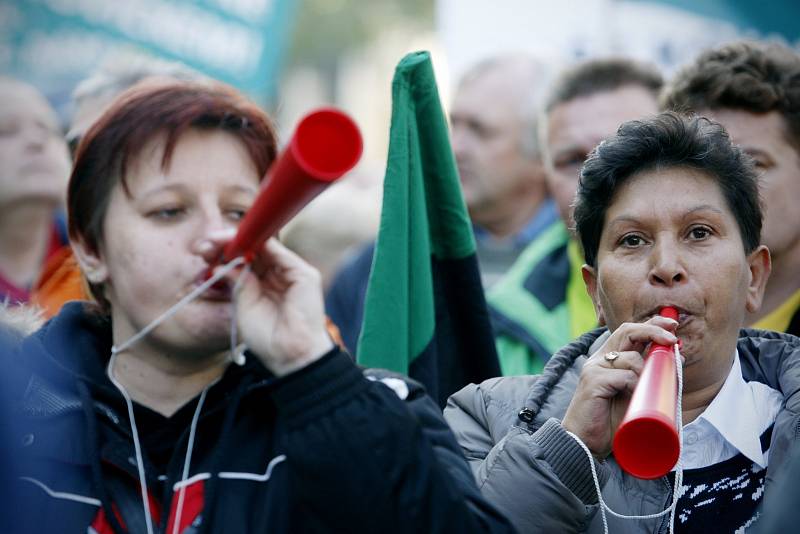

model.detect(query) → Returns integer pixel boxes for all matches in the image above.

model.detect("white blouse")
[679,351,783,470]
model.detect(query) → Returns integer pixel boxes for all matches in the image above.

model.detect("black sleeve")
[0,327,32,532]
[269,348,516,533]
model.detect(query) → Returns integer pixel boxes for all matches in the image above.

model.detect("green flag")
[357,51,501,407]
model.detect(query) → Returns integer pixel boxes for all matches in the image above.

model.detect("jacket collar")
[690,352,782,469]
[20,301,115,395]
[737,328,800,411]
[17,301,275,422]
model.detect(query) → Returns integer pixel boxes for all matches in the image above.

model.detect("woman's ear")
[582,264,606,326]
[745,245,771,314]
[71,239,108,285]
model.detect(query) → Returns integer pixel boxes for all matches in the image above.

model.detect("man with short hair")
[449,55,556,287]
[662,40,800,336]
[488,58,663,375]
[446,112,796,533]
[326,55,556,353]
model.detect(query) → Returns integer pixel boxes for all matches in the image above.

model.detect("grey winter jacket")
[444,327,800,533]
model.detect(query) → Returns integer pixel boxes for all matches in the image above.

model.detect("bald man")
[488,58,663,375]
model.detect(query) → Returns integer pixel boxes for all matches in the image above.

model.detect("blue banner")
[0,0,297,104]
[635,0,800,43]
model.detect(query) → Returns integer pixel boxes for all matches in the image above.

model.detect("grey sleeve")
[446,385,610,533]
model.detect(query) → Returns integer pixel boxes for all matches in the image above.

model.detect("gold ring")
[604,351,621,364]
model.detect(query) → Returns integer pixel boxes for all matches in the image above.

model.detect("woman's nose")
[191,227,237,264]
[648,239,687,287]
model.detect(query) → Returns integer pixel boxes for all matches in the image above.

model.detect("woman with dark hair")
[9,81,512,534]
[445,113,799,533]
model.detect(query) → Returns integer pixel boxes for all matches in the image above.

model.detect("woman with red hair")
[8,81,512,534]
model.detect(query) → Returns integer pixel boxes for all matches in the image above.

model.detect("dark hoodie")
[1,312,36,534]
[9,302,513,534]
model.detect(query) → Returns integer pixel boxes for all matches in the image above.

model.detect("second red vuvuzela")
[612,306,681,479]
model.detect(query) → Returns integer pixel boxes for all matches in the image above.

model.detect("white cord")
[171,385,210,534]
[112,257,246,355]
[566,344,684,534]
[104,256,250,531]
[106,352,156,534]
[108,353,212,534]
[230,265,251,366]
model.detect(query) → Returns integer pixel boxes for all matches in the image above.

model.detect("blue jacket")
[8,302,513,533]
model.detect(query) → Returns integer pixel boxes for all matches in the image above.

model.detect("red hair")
[68,80,277,306]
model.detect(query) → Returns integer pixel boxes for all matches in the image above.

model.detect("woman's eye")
[148,207,185,220]
[226,208,247,221]
[620,234,645,248]
[688,226,711,240]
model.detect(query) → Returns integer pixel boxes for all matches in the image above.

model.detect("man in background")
[450,55,557,288]
[662,40,800,336]
[66,56,202,153]
[488,58,663,375]
[326,55,556,353]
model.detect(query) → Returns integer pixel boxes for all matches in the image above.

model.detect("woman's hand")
[561,316,678,458]
[232,238,333,377]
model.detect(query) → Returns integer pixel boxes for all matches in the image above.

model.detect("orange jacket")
[30,246,87,318]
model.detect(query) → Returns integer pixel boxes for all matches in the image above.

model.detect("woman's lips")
[193,274,233,302]
[638,305,695,322]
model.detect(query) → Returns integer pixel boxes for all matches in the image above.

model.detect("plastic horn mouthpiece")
[612,306,680,479]
[221,108,363,264]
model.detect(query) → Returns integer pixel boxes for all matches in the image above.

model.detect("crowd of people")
[1,34,799,534]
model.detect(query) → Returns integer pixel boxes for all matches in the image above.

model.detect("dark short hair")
[574,112,762,267]
[545,58,663,113]
[662,40,800,150]
[68,80,277,308]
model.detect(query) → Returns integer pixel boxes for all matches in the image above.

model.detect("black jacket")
[8,302,513,533]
